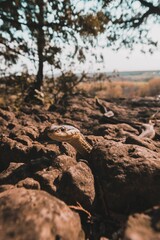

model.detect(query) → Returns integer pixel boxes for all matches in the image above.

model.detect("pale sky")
[44,23,160,74]
[103,23,160,72]
[4,22,160,75]
[102,47,160,72]
[13,45,160,76]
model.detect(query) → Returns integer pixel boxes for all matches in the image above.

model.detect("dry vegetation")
[0,74,160,108]
[78,77,160,98]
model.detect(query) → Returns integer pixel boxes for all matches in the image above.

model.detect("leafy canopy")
[106,0,160,52]
[0,0,110,71]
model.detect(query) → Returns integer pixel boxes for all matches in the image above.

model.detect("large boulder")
[90,140,160,213]
[0,188,84,240]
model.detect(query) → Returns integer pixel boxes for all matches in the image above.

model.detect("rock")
[30,155,77,195]
[0,155,78,196]
[16,177,40,190]
[0,135,59,166]
[0,162,30,185]
[0,184,15,193]
[0,135,29,164]
[29,142,59,159]
[125,134,156,151]
[57,161,95,209]
[60,142,77,158]
[93,123,139,139]
[0,188,84,240]
[9,125,39,141]
[52,155,77,171]
[0,108,17,122]
[122,206,160,240]
[14,135,33,147]
[34,167,60,194]
[90,140,160,213]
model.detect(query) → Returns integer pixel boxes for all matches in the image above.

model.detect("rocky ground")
[0,95,160,240]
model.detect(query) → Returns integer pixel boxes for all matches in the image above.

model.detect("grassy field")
[0,74,160,108]
[78,77,160,98]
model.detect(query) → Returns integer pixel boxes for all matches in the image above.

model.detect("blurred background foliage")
[0,0,160,106]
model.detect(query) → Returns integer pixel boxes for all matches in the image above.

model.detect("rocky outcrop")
[0,96,159,239]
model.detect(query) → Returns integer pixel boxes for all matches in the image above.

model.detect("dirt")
[0,95,160,239]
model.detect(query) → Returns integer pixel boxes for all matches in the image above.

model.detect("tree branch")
[131,9,152,27]
[0,42,37,62]
[0,14,32,27]
[138,0,155,8]
[115,8,155,28]
[0,13,65,30]
[138,0,160,15]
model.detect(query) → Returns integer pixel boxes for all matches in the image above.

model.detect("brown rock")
[0,162,30,185]
[123,206,160,240]
[57,161,95,209]
[0,184,15,193]
[21,125,39,139]
[60,142,77,158]
[0,188,84,240]
[52,155,77,171]
[16,177,40,190]
[34,167,60,194]
[15,135,33,147]
[94,123,138,139]
[9,125,39,141]
[0,135,29,164]
[125,134,156,151]
[29,142,59,159]
[0,108,16,122]
[90,140,160,213]
[30,155,77,195]
[0,157,53,187]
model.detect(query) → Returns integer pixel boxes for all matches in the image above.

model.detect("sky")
[6,42,160,76]
[74,0,160,73]
[1,11,160,75]
[84,23,160,73]
[102,47,160,72]
[30,23,160,74]
[102,24,160,72]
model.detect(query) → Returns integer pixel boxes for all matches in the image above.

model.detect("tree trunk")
[36,35,44,90]
[35,2,45,90]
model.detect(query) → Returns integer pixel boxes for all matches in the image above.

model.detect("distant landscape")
[113,70,160,81]
[78,70,160,99]
[87,70,160,82]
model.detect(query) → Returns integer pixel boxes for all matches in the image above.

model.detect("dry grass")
[78,77,160,98]
[0,75,159,108]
